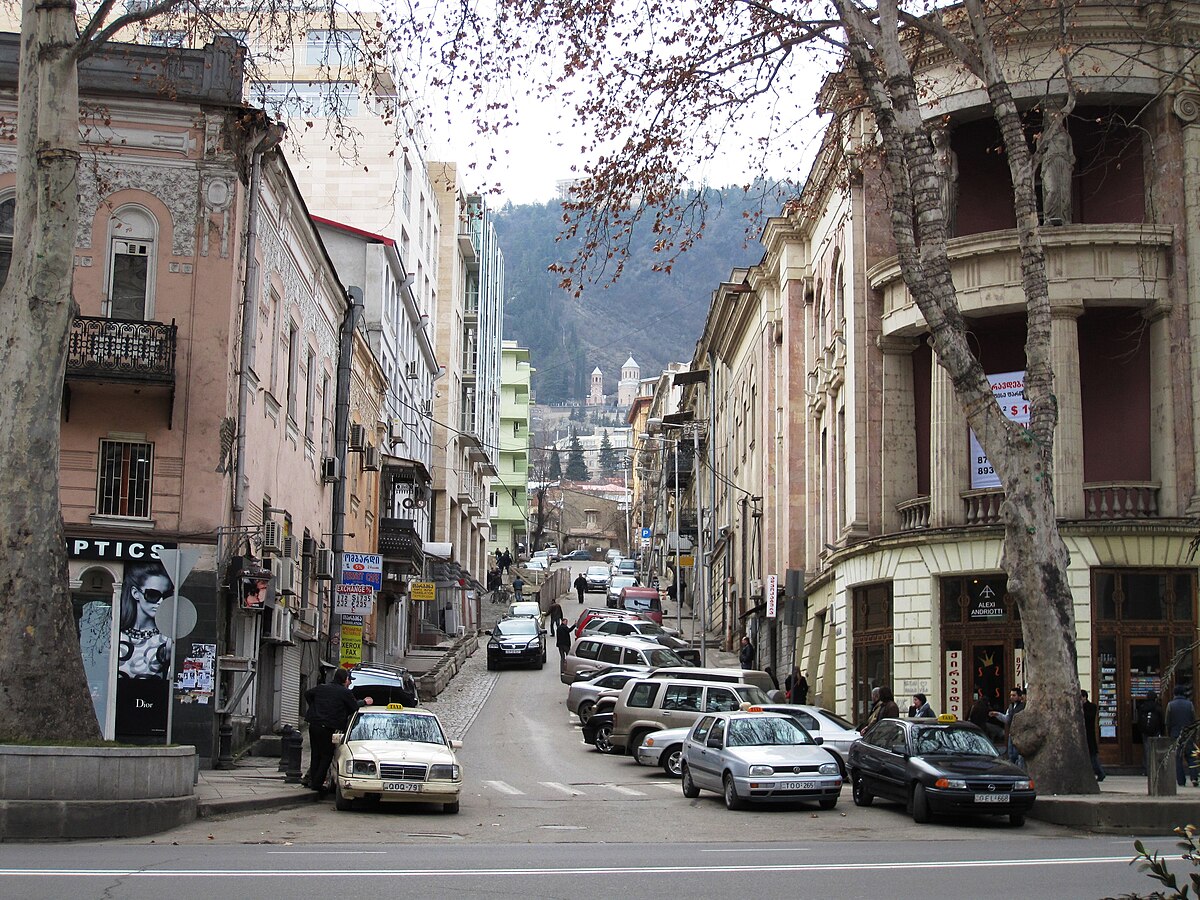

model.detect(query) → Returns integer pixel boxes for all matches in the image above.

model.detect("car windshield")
[610,576,637,590]
[586,567,608,577]
[645,648,684,666]
[726,716,814,747]
[348,712,446,745]
[911,726,998,757]
[735,686,769,704]
[815,708,857,731]
[634,623,665,635]
[497,619,539,636]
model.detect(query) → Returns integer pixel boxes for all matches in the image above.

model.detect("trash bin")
[1147,736,1177,796]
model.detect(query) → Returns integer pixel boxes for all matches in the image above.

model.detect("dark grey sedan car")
[847,718,1036,826]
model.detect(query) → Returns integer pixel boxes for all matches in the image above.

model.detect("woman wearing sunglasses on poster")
[117,561,175,680]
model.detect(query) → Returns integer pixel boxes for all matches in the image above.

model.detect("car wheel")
[577,700,595,725]
[443,800,460,814]
[723,773,746,810]
[1009,812,1025,827]
[819,796,838,810]
[911,783,932,824]
[661,745,684,778]
[594,725,615,754]
[334,781,353,812]
[851,771,873,807]
[681,764,701,798]
[628,730,647,757]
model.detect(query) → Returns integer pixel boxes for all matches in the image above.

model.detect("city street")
[0,593,1176,898]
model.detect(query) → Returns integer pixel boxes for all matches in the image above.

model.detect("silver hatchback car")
[680,710,843,810]
[566,668,651,724]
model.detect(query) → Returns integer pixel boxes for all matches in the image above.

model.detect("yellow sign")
[680,555,695,568]
[339,623,362,668]
[410,581,436,602]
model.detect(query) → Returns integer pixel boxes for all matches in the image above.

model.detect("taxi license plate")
[974,792,1009,803]
[384,782,421,793]
[779,781,817,790]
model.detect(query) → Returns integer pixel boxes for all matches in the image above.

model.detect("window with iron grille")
[97,439,153,518]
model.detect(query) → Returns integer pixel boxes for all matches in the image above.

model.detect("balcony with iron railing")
[378,517,424,577]
[893,481,1163,532]
[67,316,177,384]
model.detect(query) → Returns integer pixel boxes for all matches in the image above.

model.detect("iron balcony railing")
[67,315,176,384]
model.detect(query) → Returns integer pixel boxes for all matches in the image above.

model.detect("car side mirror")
[814,736,824,745]
[450,740,463,750]
[332,732,344,745]
[706,735,723,749]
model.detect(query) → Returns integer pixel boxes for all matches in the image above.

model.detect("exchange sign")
[334,583,375,616]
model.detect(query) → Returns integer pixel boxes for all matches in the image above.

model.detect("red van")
[618,587,663,624]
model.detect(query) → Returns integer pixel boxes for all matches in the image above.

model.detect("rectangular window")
[286,322,299,421]
[97,440,153,519]
[626,682,659,708]
[662,684,703,712]
[304,29,362,67]
[402,159,413,217]
[108,239,151,321]
[253,81,359,118]
[304,349,316,440]
[148,30,186,47]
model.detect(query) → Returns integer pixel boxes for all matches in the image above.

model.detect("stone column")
[929,348,968,527]
[1051,306,1084,518]
[878,335,920,531]
[1173,92,1200,513]
[1147,304,1179,515]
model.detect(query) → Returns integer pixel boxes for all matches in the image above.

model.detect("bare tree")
[412,0,1200,793]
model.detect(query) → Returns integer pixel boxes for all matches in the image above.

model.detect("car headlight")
[527,638,542,648]
[934,777,967,789]
[348,759,377,776]
[818,762,840,776]
[488,637,500,647]
[1013,779,1034,791]
[429,764,461,781]
[748,765,772,776]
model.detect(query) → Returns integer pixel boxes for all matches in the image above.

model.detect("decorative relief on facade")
[201,170,234,259]
[77,161,201,256]
[257,209,338,363]
[1173,92,1200,124]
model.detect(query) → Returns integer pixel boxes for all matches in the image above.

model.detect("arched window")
[106,206,158,321]
[0,195,14,291]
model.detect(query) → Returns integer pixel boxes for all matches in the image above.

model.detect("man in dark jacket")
[990,687,1026,766]
[738,636,755,670]
[556,620,573,661]
[573,573,587,605]
[1165,685,1197,787]
[1081,689,1105,782]
[1137,690,1164,776]
[304,668,370,797]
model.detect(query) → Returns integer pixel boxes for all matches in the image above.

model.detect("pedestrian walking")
[548,600,564,636]
[990,687,1027,767]
[1081,689,1105,782]
[908,693,935,718]
[1137,690,1164,776]
[303,669,371,798]
[499,549,512,575]
[555,620,573,661]
[785,667,809,705]
[1165,684,1197,787]
[573,573,587,605]
[738,636,755,670]
[512,574,525,599]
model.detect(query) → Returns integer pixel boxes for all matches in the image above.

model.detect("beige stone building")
[683,4,1200,770]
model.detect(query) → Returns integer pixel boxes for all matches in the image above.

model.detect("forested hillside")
[494,187,774,402]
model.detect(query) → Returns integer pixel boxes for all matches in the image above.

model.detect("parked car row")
[566,661,1036,824]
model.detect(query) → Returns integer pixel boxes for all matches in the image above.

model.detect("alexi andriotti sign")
[969,371,1030,490]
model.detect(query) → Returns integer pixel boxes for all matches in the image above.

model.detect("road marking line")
[266,851,387,855]
[481,780,524,795]
[0,856,1139,878]
[603,784,646,796]
[700,848,811,853]
[540,781,586,796]
[653,783,680,793]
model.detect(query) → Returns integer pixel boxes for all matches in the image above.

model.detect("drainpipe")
[332,286,364,559]
[233,124,286,523]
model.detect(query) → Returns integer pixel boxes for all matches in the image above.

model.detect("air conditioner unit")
[363,445,380,471]
[264,608,294,644]
[349,423,366,451]
[262,521,283,555]
[313,548,335,581]
[275,558,297,595]
[421,399,432,416]
[389,420,405,443]
[281,535,297,559]
[321,456,340,483]
[406,360,419,379]
[299,606,319,628]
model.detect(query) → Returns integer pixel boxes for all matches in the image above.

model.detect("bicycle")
[490,585,512,606]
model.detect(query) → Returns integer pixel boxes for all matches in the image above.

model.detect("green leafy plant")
[1108,825,1200,899]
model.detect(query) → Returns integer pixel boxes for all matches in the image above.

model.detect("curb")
[1028,796,1197,835]
[198,790,319,819]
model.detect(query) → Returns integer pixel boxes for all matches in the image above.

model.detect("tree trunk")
[0,2,102,741]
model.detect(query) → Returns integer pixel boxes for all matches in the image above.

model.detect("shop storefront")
[1091,568,1197,769]
[852,581,894,726]
[940,574,1024,720]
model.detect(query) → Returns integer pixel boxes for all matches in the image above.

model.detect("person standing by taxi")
[304,669,371,798]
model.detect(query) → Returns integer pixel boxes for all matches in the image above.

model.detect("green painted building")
[490,341,532,556]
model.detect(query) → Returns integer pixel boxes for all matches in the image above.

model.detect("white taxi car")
[332,703,463,813]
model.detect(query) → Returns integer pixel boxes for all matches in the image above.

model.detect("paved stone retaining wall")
[0,744,197,839]
[416,632,480,701]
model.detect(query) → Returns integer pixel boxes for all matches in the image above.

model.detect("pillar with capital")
[929,347,968,527]
[878,335,920,531]
[1172,91,1200,513]
[1050,305,1084,518]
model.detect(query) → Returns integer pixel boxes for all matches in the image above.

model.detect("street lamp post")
[639,431,681,634]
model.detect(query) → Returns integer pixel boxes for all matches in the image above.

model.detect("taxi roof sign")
[385,703,406,711]
[937,713,958,723]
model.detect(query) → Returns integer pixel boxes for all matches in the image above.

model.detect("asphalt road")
[0,566,1177,898]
